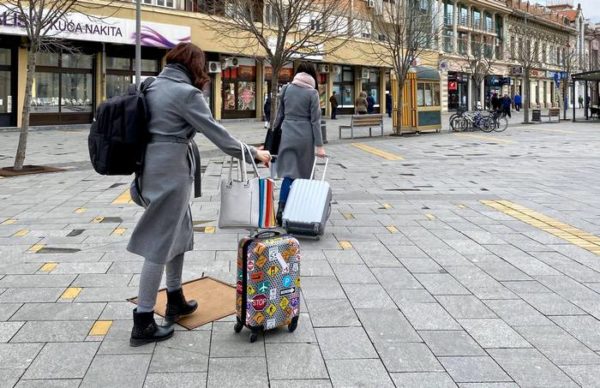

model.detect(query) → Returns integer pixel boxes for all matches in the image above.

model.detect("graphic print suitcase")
[282,157,332,238]
[234,230,301,342]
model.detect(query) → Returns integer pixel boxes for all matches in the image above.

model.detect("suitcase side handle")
[310,156,329,181]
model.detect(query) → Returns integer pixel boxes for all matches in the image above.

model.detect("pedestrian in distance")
[273,62,326,226]
[355,91,368,115]
[491,92,500,112]
[329,91,338,120]
[514,93,521,112]
[385,91,392,118]
[264,94,271,128]
[502,94,512,118]
[578,95,583,109]
[127,43,271,347]
[366,92,375,114]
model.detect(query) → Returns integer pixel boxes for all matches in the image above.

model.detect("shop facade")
[447,71,469,111]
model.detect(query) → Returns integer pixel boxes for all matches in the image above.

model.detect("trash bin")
[321,120,328,144]
[531,109,541,122]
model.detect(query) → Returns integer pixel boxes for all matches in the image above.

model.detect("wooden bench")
[339,114,384,139]
[541,108,561,122]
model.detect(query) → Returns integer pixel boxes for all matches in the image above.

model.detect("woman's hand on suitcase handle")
[316,146,326,158]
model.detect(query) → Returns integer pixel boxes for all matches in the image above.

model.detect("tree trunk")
[395,79,404,135]
[14,47,36,170]
[269,68,281,129]
[523,72,530,124]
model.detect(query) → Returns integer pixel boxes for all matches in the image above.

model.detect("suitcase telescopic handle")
[310,156,329,181]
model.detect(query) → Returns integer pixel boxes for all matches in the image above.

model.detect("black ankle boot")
[276,202,286,226]
[130,308,174,347]
[165,288,198,323]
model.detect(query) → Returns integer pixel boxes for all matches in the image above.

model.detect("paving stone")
[456,384,518,388]
[0,303,22,321]
[484,299,552,326]
[301,260,335,277]
[207,358,266,387]
[436,296,497,319]
[269,380,332,388]
[306,299,361,327]
[420,330,486,356]
[330,264,378,283]
[11,302,105,321]
[315,327,378,359]
[391,372,458,388]
[323,250,364,264]
[0,369,24,388]
[439,356,512,383]
[356,308,421,343]
[520,292,586,315]
[11,320,93,343]
[562,365,600,388]
[389,288,437,306]
[150,331,210,373]
[327,359,394,388]
[459,319,531,348]
[552,315,600,351]
[488,348,579,387]
[16,379,81,388]
[264,313,317,343]
[0,343,43,369]
[144,373,207,388]
[0,288,64,303]
[401,303,461,330]
[0,321,24,342]
[265,343,328,380]
[377,342,444,372]
[75,287,138,302]
[209,322,265,358]
[342,283,396,309]
[301,277,345,300]
[0,274,76,288]
[415,273,471,295]
[23,342,99,379]
[398,258,443,273]
[72,273,133,287]
[371,267,423,290]
[80,354,151,388]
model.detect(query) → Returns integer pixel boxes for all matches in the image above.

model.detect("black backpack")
[88,78,155,176]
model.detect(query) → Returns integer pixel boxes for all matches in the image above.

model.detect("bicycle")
[484,110,509,132]
[453,109,493,132]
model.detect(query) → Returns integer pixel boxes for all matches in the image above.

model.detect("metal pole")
[135,0,142,89]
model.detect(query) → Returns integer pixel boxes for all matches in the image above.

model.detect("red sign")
[448,81,458,91]
[252,294,267,311]
[251,272,265,282]
[236,281,243,294]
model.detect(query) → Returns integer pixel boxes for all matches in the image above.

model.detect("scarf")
[291,72,316,89]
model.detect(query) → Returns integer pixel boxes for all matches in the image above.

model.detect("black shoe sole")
[129,330,174,347]
[165,304,199,324]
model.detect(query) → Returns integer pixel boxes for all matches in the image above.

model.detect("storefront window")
[0,48,10,65]
[0,48,13,117]
[333,65,355,110]
[106,55,161,99]
[32,72,60,113]
[237,81,256,111]
[361,69,380,107]
[221,62,257,118]
[62,53,93,69]
[37,52,59,67]
[61,73,93,112]
[417,83,440,107]
[107,56,130,70]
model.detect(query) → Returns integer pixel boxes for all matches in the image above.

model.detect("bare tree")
[560,45,577,119]
[458,40,495,110]
[1,0,112,171]
[365,0,442,134]
[204,0,351,126]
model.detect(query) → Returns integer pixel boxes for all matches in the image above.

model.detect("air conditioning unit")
[361,68,370,79]
[510,65,523,75]
[208,61,222,73]
[366,0,375,8]
[318,64,330,74]
[223,57,240,68]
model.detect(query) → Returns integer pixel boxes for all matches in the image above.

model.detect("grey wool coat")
[274,83,323,179]
[127,65,256,264]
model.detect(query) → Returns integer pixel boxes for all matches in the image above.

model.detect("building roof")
[572,70,600,81]
[559,9,578,22]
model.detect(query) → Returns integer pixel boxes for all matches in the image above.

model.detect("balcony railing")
[458,39,468,55]
[444,15,453,26]
[458,15,469,27]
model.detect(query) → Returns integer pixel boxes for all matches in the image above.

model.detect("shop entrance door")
[0,48,16,127]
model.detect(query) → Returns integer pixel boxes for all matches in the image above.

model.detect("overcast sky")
[573,0,600,22]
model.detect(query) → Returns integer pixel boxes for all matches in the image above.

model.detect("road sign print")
[252,294,267,311]
[282,275,292,288]
[251,272,265,282]
[256,255,268,268]
[257,281,271,294]
[266,303,277,317]
[247,285,256,296]
[267,264,280,277]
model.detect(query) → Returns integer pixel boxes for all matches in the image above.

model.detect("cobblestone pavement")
[1,117,600,387]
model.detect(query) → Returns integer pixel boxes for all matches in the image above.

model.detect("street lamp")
[135,0,142,89]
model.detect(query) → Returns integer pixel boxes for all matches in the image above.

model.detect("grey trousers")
[137,254,184,313]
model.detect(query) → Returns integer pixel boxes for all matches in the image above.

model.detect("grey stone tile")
[436,296,497,319]
[0,288,64,303]
[0,321,24,342]
[269,380,332,388]
[81,354,151,388]
[459,319,531,348]
[552,315,600,351]
[150,331,210,373]
[439,356,512,383]
[72,273,133,287]
[323,250,364,264]
[144,373,207,388]
[562,365,600,388]
[315,327,378,359]
[342,283,396,309]
[265,343,328,379]
[520,292,585,316]
[99,302,135,320]
[0,303,22,321]
[23,342,99,379]
[11,320,93,343]
[501,280,552,294]
[0,274,76,288]
[52,262,110,275]
[0,369,24,388]
[484,299,552,326]
[398,258,443,273]
[389,289,437,306]
[377,342,444,372]
[11,302,105,321]
[356,308,421,343]
[330,264,378,284]
[16,379,81,388]
[75,287,138,302]
[0,343,43,369]
[420,330,486,356]
[264,313,317,343]
[327,359,394,388]
[456,384,518,388]
[207,358,267,387]
[415,273,471,295]
[401,303,461,330]
[391,372,458,388]
[301,277,345,300]
[209,322,265,358]
[301,260,334,277]
[306,299,361,327]
[371,267,423,290]
[488,348,579,387]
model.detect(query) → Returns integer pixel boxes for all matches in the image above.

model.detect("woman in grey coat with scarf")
[128,43,271,346]
[274,62,326,224]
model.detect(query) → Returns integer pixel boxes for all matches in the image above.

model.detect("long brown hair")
[165,43,210,90]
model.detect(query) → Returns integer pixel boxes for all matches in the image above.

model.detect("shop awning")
[413,66,440,81]
[572,70,600,82]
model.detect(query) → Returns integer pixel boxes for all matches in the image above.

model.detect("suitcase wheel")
[234,321,243,334]
[288,316,299,333]
[249,332,258,343]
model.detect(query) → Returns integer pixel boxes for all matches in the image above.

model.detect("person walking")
[366,92,375,114]
[329,91,338,120]
[502,94,512,118]
[514,93,521,112]
[491,92,500,111]
[273,62,325,225]
[578,95,583,109]
[264,94,271,128]
[355,91,368,115]
[127,43,271,347]
[385,91,392,118]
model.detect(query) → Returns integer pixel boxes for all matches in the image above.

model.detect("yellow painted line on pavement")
[533,128,576,134]
[92,216,104,224]
[28,244,44,253]
[2,219,16,225]
[343,213,355,220]
[386,226,399,234]
[112,189,133,205]
[455,133,514,144]
[339,241,353,250]
[75,208,87,214]
[89,320,113,336]
[112,227,126,236]
[352,143,404,161]
[382,203,393,209]
[482,200,600,256]
[60,287,82,300]
[425,214,436,221]
[204,226,216,234]
[13,229,29,237]
[40,262,57,272]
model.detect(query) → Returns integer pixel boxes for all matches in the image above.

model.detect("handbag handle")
[310,156,329,181]
[227,142,261,184]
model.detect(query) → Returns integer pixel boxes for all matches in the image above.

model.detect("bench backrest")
[548,108,560,116]
[351,114,383,126]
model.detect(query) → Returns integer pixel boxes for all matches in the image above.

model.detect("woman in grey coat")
[274,62,326,224]
[127,43,271,346]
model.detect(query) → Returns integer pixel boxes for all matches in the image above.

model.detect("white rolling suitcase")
[282,157,332,238]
